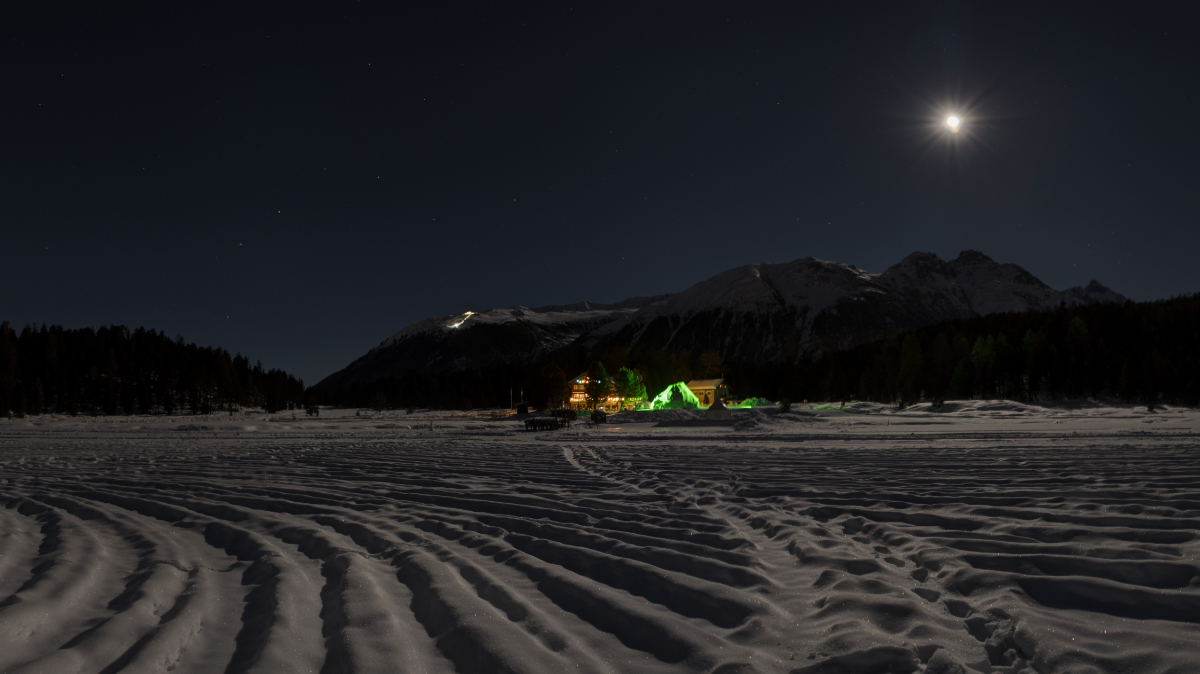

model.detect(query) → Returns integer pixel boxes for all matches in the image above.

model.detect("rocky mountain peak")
[1065,280,1127,305]
[880,252,957,283]
[951,249,996,266]
[314,250,1127,389]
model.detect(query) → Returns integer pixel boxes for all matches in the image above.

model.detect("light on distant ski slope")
[449,311,476,329]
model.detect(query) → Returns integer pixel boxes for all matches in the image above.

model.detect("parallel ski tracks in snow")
[0,429,1198,673]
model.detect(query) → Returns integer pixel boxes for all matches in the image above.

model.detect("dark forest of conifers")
[316,293,1200,411]
[0,323,305,417]
[5,293,1198,417]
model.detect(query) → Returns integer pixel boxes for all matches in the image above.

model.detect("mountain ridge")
[313,251,1125,391]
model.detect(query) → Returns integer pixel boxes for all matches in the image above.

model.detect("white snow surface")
[1,402,1196,673]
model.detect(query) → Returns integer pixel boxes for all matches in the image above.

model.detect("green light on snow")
[648,382,702,410]
[732,397,770,408]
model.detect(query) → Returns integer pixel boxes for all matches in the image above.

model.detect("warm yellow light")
[947,116,961,132]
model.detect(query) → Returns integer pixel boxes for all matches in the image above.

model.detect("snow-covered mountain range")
[313,297,666,391]
[313,251,1125,390]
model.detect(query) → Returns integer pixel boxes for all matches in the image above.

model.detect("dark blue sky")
[6,2,1197,385]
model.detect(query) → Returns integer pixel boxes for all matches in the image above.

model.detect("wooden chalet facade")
[569,374,636,411]
[686,379,728,407]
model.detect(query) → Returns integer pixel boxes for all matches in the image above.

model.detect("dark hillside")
[312,294,1200,411]
[730,294,1200,407]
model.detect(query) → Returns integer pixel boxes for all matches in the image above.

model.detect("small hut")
[687,379,729,407]
[704,396,731,420]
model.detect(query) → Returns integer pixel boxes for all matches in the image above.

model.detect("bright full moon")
[947,115,961,132]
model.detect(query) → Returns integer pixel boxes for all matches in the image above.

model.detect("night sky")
[7,2,1197,386]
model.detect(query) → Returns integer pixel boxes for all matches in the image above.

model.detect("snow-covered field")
[1,402,1197,673]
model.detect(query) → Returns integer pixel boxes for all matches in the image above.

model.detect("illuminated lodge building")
[568,374,631,411]
[686,379,729,407]
[568,374,728,411]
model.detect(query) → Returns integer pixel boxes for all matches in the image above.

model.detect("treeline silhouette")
[727,293,1200,408]
[1,322,305,417]
[313,293,1200,411]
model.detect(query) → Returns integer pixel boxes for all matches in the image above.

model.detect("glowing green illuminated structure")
[732,397,771,408]
[648,382,702,410]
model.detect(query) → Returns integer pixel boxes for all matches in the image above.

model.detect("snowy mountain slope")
[313,297,667,391]
[314,251,1125,389]
[1063,279,1127,305]
[588,257,891,362]
[588,250,1126,362]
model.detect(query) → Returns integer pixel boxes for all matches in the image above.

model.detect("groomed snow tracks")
[0,430,1197,673]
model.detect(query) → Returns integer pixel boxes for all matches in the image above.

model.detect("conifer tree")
[948,360,971,400]
[536,362,569,409]
[31,379,44,416]
[13,382,26,418]
[585,362,611,410]
[670,350,694,384]
[1142,351,1162,410]
[67,382,80,417]
[372,391,389,411]
[104,350,119,415]
[898,334,924,403]
[614,366,647,407]
[929,331,955,399]
[697,349,722,379]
